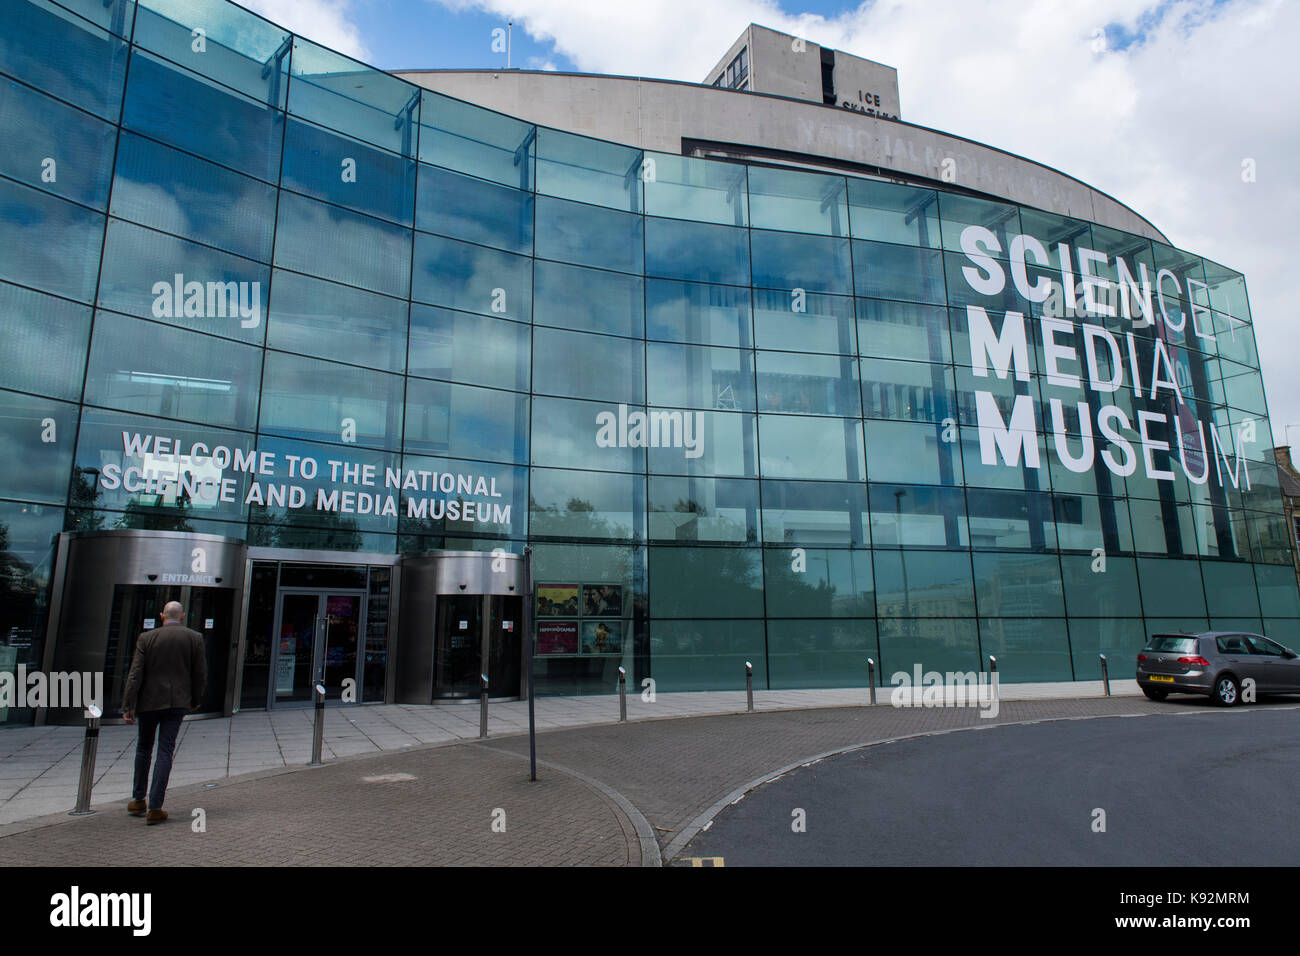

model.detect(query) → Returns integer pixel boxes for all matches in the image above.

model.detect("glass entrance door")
[433,594,522,699]
[272,590,365,706]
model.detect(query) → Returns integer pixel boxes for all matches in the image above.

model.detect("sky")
[240,0,1300,449]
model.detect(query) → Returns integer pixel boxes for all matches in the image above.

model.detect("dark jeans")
[132,707,186,810]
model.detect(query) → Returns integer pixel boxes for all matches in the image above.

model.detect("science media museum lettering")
[2,0,1298,725]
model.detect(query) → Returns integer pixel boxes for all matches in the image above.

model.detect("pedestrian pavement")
[0,683,1207,868]
[0,678,1139,826]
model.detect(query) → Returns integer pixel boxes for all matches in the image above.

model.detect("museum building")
[2,0,1297,725]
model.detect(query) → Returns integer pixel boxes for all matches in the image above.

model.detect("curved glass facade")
[3,0,1298,701]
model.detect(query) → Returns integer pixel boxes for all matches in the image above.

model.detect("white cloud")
[436,0,1300,445]
[240,0,372,60]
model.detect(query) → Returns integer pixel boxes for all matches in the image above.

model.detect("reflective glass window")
[0,282,92,401]
[2,0,128,119]
[758,414,865,481]
[0,179,102,303]
[289,37,417,155]
[83,311,261,430]
[857,299,951,364]
[407,306,530,392]
[967,488,1056,550]
[259,351,403,450]
[645,409,757,479]
[648,475,758,544]
[97,218,268,344]
[847,179,939,247]
[646,342,754,412]
[121,48,284,183]
[645,217,748,286]
[648,546,763,618]
[0,79,115,209]
[412,231,530,322]
[0,389,77,504]
[418,91,534,189]
[938,193,1021,256]
[646,280,751,348]
[852,240,946,304]
[752,288,855,355]
[865,419,962,486]
[643,153,746,225]
[877,618,980,676]
[267,270,408,372]
[396,453,525,541]
[402,379,529,465]
[533,260,641,337]
[868,483,969,547]
[750,230,852,295]
[416,163,532,254]
[760,479,867,547]
[861,357,956,423]
[1137,556,1207,617]
[532,327,644,405]
[530,396,644,474]
[111,131,276,262]
[275,191,411,297]
[756,351,860,417]
[648,619,766,692]
[764,549,874,617]
[282,118,415,226]
[529,467,640,540]
[747,166,847,236]
[536,128,641,211]
[972,552,1064,616]
[250,435,398,538]
[1059,553,1140,616]
[767,619,878,688]
[535,195,642,274]
[873,549,976,616]
[979,617,1072,681]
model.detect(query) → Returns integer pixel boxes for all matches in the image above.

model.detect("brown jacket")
[122,623,208,713]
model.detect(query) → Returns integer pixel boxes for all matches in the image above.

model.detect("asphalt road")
[683,703,1300,865]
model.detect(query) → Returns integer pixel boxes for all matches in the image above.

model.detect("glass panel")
[873,549,976,616]
[0,282,92,401]
[418,90,534,189]
[768,619,877,688]
[274,191,411,297]
[1068,618,1148,679]
[267,270,408,372]
[259,351,404,450]
[979,618,1072,681]
[750,230,852,295]
[938,193,1021,256]
[758,414,864,481]
[861,357,956,423]
[852,240,946,304]
[646,279,751,347]
[646,342,754,412]
[530,396,644,473]
[532,327,644,404]
[536,128,641,211]
[865,420,962,485]
[83,311,262,430]
[121,48,284,183]
[0,79,116,209]
[536,194,642,274]
[402,379,529,464]
[752,288,855,355]
[416,163,532,254]
[644,217,748,286]
[756,351,860,417]
[868,483,969,547]
[648,619,765,692]
[760,480,868,547]
[972,552,1064,616]
[282,118,416,226]
[645,409,756,478]
[289,36,418,155]
[0,389,77,504]
[397,453,525,541]
[412,231,531,322]
[1137,557,1207,617]
[877,618,980,677]
[408,306,530,391]
[643,153,746,225]
[529,467,640,540]
[533,260,642,337]
[2,0,129,119]
[249,435,398,539]
[647,475,758,544]
[648,546,763,617]
[97,218,269,344]
[967,488,1056,550]
[857,299,952,364]
[765,549,874,617]
[747,166,848,236]
[111,131,277,261]
[0,179,102,303]
[847,179,939,247]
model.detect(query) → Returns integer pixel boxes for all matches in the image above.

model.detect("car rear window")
[1144,635,1200,654]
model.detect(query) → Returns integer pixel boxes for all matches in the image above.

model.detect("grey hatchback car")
[1136,631,1300,705]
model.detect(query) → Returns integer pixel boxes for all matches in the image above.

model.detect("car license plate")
[1149,675,1174,683]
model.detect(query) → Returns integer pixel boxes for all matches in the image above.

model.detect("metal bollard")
[310,681,325,766]
[745,661,754,713]
[479,674,489,739]
[987,655,999,701]
[1099,653,1111,697]
[867,658,877,706]
[69,704,103,816]
[618,666,627,722]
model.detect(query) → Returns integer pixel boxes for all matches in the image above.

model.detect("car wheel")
[1212,674,1240,707]
[1142,686,1168,702]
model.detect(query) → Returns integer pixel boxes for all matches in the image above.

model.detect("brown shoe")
[127,799,147,817]
[146,809,168,825]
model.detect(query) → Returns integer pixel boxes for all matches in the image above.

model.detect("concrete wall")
[395,69,1167,242]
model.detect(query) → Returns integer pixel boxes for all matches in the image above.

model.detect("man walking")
[122,601,207,825]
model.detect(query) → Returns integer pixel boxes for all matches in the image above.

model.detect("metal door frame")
[268,587,368,709]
